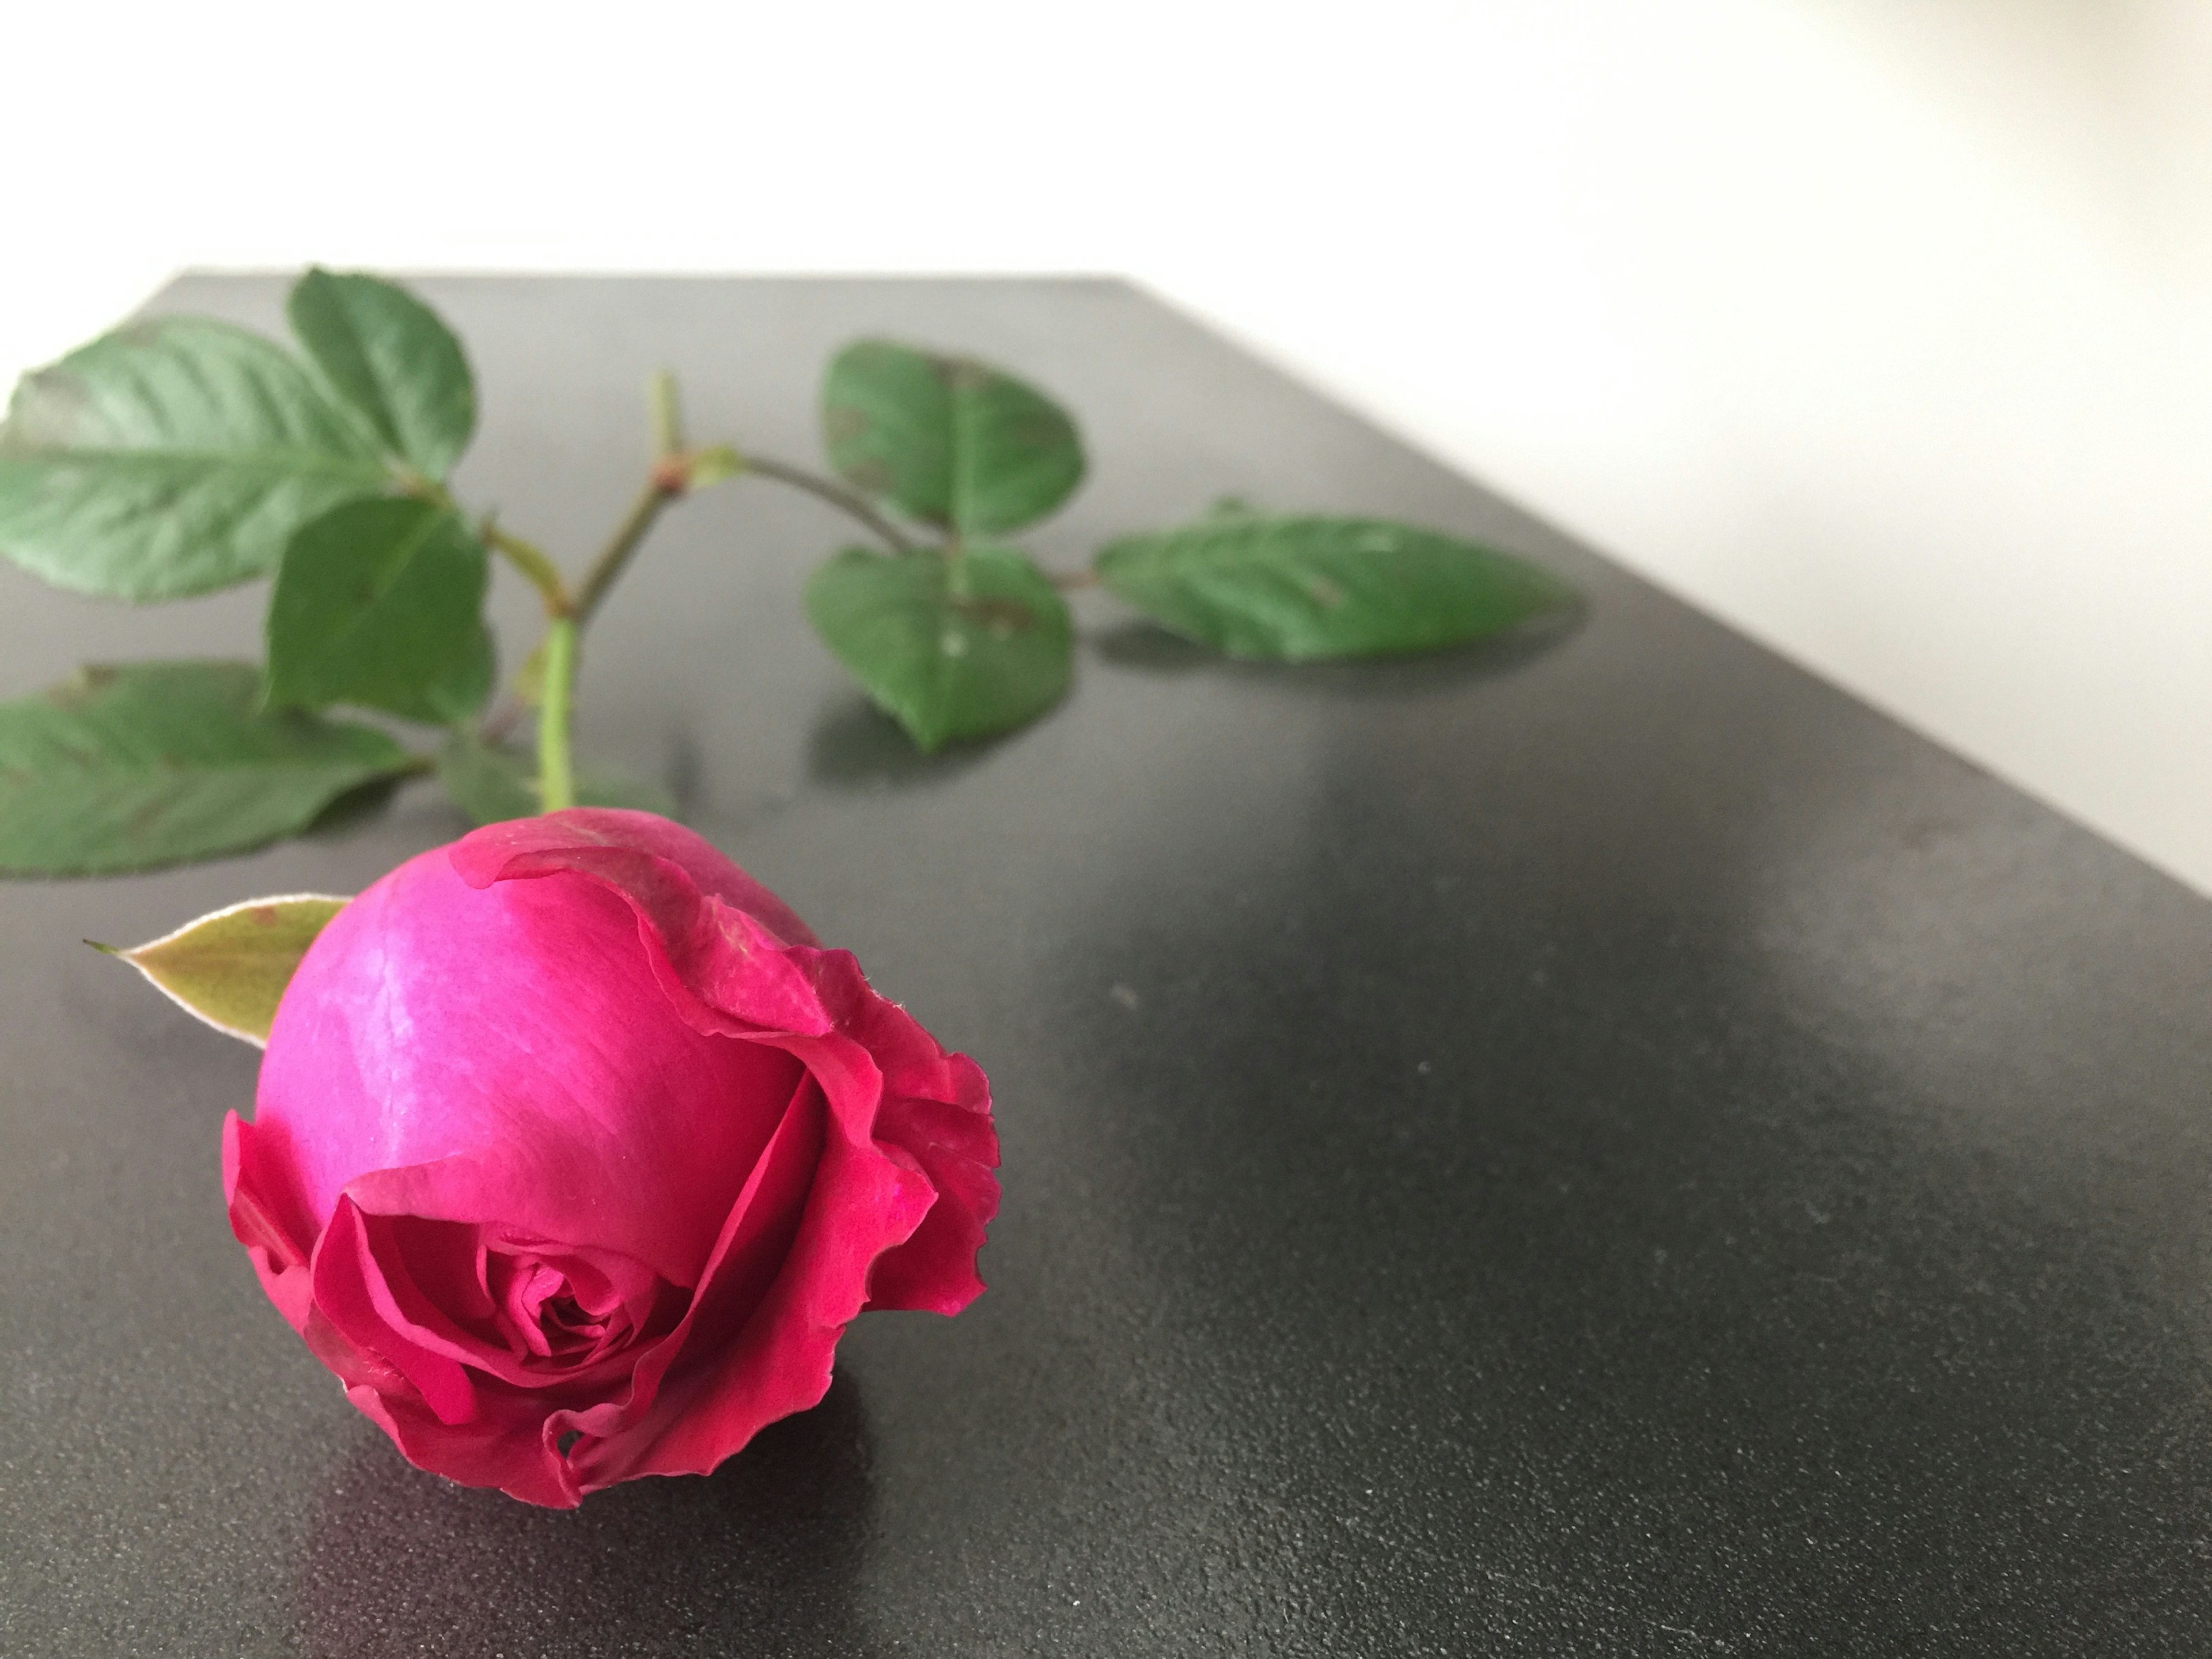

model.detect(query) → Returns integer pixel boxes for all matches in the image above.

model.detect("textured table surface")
[2,276,2208,1656]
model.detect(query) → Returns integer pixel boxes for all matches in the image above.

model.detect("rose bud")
[221,809,998,1508]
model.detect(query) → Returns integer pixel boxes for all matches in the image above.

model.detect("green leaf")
[101,894,349,1046]
[1093,514,1578,660]
[435,623,499,725]
[434,732,677,826]
[287,268,476,480]
[822,340,1084,537]
[0,661,412,876]
[0,317,389,600]
[804,546,1072,751]
[264,497,493,724]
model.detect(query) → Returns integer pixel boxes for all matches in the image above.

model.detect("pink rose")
[222,809,998,1508]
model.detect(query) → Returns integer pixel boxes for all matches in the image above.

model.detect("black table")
[3,276,2207,1656]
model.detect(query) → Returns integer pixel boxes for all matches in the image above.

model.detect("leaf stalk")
[485,525,575,618]
[573,480,681,625]
[734,454,919,553]
[651,369,687,459]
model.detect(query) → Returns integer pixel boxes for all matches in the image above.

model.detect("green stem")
[461,371,918,810]
[737,454,918,553]
[537,615,579,811]
[408,479,572,616]
[568,372,692,624]
[486,525,574,615]
[651,369,686,459]
[574,481,679,624]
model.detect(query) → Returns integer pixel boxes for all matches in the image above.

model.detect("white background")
[5,1,2209,892]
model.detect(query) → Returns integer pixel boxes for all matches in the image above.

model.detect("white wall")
[6,1,2208,891]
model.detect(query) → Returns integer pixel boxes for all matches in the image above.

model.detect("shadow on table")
[804,608,1585,791]
[805,696,1010,792]
[294,1376,879,1659]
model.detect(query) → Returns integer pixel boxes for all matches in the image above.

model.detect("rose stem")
[571,454,922,621]
[570,370,692,626]
[456,513,579,804]
[726,455,917,554]
[569,435,919,629]
[653,368,917,555]
[487,371,932,798]
[573,476,683,624]
[536,613,579,811]
[483,525,572,611]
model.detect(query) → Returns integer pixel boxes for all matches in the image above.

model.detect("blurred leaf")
[264,497,493,724]
[0,318,388,600]
[288,268,476,480]
[434,624,499,725]
[0,661,413,876]
[435,732,676,825]
[804,546,1071,751]
[822,340,1083,537]
[510,639,547,709]
[100,893,349,1047]
[1094,514,1577,660]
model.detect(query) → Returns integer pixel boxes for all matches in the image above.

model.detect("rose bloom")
[222,809,998,1507]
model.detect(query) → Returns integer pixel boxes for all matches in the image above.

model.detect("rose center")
[544,1293,590,1330]
[480,1247,647,1364]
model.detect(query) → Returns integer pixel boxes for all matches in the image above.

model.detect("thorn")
[84,938,123,957]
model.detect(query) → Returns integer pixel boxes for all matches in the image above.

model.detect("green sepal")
[100,894,350,1046]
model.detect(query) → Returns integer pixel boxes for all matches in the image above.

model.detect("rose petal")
[548,1078,828,1481]
[448,808,820,949]
[345,1380,582,1510]
[312,1197,480,1428]
[563,1070,940,1490]
[234,809,999,1508]
[464,839,837,1038]
[765,960,1001,1317]
[223,1112,319,1331]
[256,857,806,1287]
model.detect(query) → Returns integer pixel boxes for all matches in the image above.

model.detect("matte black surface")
[3,277,2209,1656]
